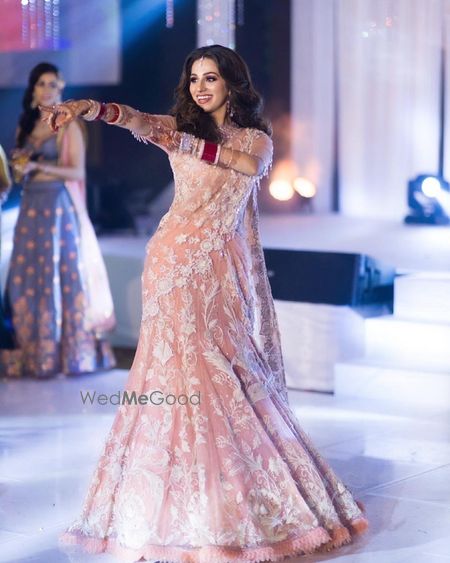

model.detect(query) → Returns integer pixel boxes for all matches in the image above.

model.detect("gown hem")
[59,517,368,562]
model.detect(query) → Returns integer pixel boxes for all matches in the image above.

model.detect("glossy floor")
[1,370,449,563]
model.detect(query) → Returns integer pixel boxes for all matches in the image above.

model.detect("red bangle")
[103,103,121,124]
[201,141,218,163]
[95,103,107,121]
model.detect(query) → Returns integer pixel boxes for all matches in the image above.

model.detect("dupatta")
[244,187,289,403]
[58,124,116,333]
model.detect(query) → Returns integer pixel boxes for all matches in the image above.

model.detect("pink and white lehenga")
[61,116,368,562]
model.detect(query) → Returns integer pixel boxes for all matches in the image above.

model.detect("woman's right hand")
[40,99,90,131]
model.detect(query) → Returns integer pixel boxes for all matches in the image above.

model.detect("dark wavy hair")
[17,62,61,148]
[170,45,272,143]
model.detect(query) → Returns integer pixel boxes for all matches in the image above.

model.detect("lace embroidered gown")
[61,116,368,562]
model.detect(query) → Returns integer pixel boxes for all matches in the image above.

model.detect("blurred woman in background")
[0,143,13,347]
[0,62,116,378]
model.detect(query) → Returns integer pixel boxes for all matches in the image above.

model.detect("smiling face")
[33,72,62,107]
[189,57,229,125]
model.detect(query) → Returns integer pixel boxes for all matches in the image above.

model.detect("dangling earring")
[226,97,234,118]
[31,95,38,109]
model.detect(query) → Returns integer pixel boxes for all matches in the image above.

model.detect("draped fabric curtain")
[443,1,450,179]
[291,0,336,213]
[291,0,444,219]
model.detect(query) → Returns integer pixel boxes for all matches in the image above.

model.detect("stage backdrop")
[0,0,121,86]
[292,0,443,219]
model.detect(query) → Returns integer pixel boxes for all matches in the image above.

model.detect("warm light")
[269,180,295,201]
[293,177,317,198]
[421,177,442,198]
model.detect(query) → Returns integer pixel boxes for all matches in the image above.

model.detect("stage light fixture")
[421,176,441,198]
[269,180,295,201]
[405,174,450,225]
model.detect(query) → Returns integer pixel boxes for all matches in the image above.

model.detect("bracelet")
[224,147,234,168]
[179,132,196,153]
[195,139,205,159]
[104,103,122,124]
[82,99,101,121]
[201,141,218,164]
[95,103,107,121]
[213,144,222,166]
[178,133,221,164]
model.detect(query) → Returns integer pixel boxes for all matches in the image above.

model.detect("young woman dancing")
[44,46,368,562]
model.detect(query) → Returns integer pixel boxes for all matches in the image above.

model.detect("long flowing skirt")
[0,180,115,377]
[60,229,368,562]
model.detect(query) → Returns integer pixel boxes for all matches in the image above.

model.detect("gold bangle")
[224,148,234,168]
[81,100,101,121]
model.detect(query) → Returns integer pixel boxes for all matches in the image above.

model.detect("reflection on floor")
[1,369,449,563]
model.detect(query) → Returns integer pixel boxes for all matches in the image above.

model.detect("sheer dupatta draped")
[240,129,289,403]
[243,185,289,403]
[58,124,116,333]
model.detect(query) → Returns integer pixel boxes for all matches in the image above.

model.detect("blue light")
[405,174,450,225]
[122,0,167,47]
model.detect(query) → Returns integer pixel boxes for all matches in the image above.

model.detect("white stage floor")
[1,369,449,562]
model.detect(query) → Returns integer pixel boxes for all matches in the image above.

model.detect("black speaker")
[263,248,395,306]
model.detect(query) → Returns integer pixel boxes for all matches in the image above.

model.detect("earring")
[226,98,234,118]
[31,96,38,109]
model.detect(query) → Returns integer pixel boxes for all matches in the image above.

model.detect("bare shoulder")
[66,119,85,139]
[59,119,86,151]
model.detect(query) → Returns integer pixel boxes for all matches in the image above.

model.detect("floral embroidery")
[61,117,367,561]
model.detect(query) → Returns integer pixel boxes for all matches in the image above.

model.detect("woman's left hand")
[23,161,39,174]
[12,159,38,175]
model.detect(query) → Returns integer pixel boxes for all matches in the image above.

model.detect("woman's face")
[33,72,62,107]
[189,57,229,123]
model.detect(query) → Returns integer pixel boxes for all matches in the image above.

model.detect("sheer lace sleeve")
[247,130,273,179]
[129,113,178,154]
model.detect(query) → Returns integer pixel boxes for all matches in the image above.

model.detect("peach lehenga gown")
[61,116,368,562]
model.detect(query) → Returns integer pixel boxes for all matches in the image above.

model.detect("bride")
[43,44,368,562]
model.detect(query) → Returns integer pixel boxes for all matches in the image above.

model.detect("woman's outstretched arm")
[41,99,272,177]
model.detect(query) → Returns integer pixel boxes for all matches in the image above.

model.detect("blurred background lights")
[267,159,317,209]
[293,177,316,198]
[269,180,295,201]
